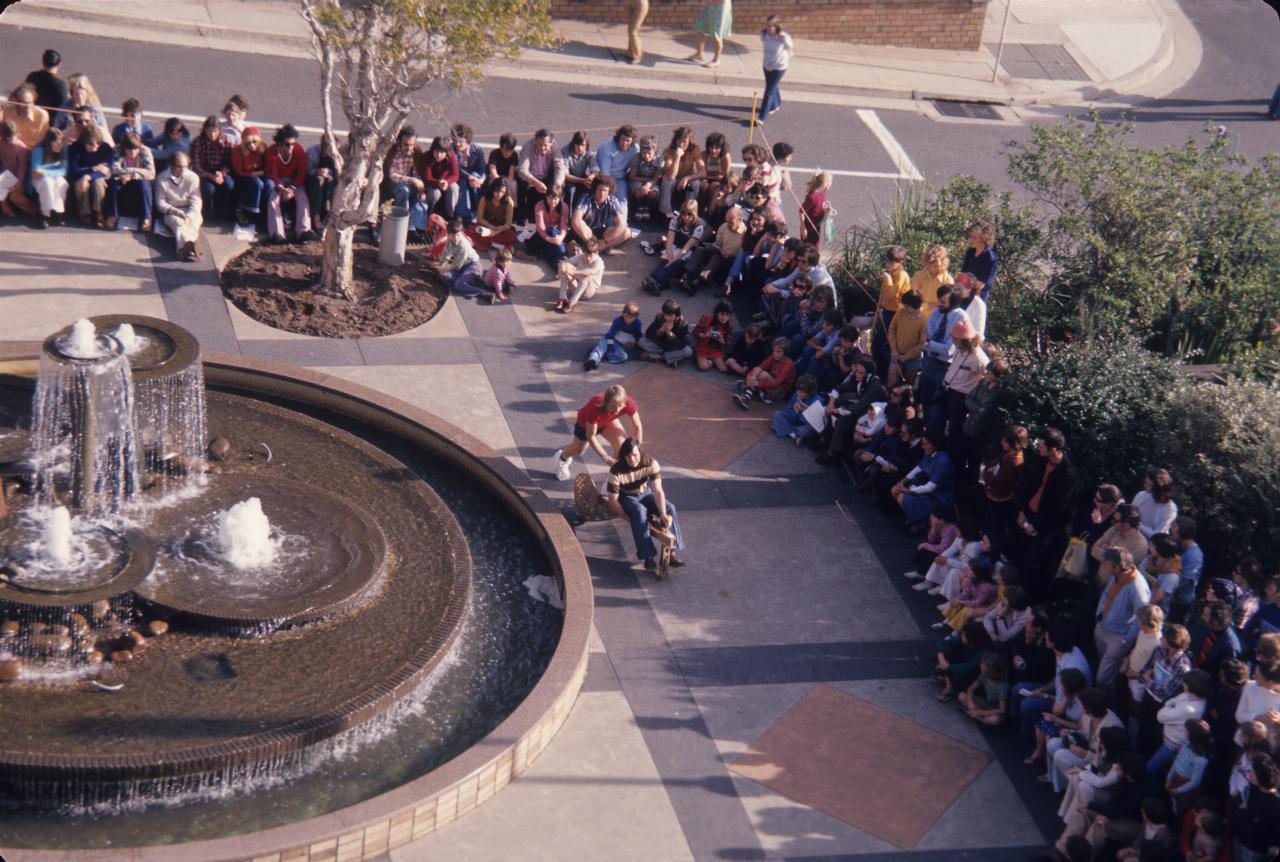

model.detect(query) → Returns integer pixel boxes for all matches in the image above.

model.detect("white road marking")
[856,108,924,182]
[104,107,918,182]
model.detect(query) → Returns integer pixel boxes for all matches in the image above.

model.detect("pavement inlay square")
[728,683,991,850]
[619,363,770,471]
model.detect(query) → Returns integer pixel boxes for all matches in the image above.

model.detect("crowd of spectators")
[6,49,1278,862]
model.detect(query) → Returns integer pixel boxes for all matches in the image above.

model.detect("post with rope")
[748,92,758,145]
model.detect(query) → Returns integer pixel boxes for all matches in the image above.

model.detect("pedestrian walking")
[686,0,732,69]
[757,15,793,124]
[625,0,650,64]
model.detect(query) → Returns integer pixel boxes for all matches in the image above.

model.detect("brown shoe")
[179,240,196,260]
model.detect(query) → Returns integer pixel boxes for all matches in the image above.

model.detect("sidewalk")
[0,0,1201,107]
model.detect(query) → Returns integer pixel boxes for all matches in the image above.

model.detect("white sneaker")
[554,450,572,481]
[903,570,923,580]
[912,581,933,592]
[629,227,642,239]
[926,586,942,596]
[516,227,536,243]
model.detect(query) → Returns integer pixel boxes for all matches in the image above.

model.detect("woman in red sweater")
[230,125,269,227]
[419,137,459,225]
[265,124,312,241]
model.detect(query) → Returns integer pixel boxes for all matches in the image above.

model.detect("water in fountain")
[113,323,138,354]
[32,325,139,517]
[41,506,73,566]
[216,497,278,569]
[133,360,207,495]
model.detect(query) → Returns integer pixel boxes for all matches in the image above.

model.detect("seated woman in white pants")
[31,127,69,228]
[1045,688,1122,794]
[154,152,203,260]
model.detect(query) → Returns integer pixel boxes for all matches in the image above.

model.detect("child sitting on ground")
[483,247,516,303]
[734,337,796,408]
[584,302,643,371]
[437,218,485,298]
[959,652,1011,726]
[771,374,823,445]
[556,238,603,314]
[725,323,771,377]
[693,300,735,372]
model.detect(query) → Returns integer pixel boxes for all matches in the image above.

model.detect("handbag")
[1056,535,1089,579]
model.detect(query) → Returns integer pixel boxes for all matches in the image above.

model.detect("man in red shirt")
[554,384,644,481]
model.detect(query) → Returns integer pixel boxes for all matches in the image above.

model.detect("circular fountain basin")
[0,348,592,862]
[0,525,153,607]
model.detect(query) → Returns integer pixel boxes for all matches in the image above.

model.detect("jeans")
[637,337,693,364]
[442,260,485,298]
[586,333,635,366]
[760,67,786,117]
[772,408,816,440]
[392,182,431,230]
[424,183,458,222]
[1014,683,1054,736]
[649,255,690,291]
[525,227,568,269]
[306,173,335,223]
[1146,743,1176,779]
[236,175,273,214]
[617,492,683,560]
[1093,624,1131,689]
[456,177,482,222]
[201,175,236,220]
[106,178,153,223]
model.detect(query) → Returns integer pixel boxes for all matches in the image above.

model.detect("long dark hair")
[616,437,649,469]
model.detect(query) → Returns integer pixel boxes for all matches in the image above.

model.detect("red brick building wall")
[551,0,989,51]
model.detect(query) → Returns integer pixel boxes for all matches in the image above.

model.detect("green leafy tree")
[1005,114,1280,364]
[300,0,555,298]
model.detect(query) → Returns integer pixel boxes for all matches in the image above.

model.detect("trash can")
[379,206,410,266]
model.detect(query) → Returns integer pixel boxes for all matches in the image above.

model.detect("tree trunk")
[319,217,356,299]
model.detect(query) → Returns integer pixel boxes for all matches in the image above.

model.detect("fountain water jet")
[41,506,73,566]
[215,497,276,569]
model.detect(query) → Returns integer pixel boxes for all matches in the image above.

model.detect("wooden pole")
[748,92,758,145]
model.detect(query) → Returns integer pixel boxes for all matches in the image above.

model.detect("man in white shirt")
[154,151,202,260]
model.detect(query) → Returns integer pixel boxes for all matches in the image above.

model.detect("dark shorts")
[573,423,590,441]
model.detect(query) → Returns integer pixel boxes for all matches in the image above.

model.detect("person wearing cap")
[154,151,203,260]
[942,316,989,471]
[1094,547,1151,687]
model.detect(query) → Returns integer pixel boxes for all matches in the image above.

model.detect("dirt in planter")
[221,238,449,338]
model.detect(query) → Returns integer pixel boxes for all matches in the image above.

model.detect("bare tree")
[300,0,554,298]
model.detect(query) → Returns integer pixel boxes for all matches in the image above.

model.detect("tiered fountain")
[0,316,590,861]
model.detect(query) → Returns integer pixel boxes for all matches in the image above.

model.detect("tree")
[300,0,555,298]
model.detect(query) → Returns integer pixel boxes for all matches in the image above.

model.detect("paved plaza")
[1,221,1054,860]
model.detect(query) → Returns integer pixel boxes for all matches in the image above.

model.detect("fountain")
[0,316,590,861]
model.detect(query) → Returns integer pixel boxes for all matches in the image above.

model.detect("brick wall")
[551,0,989,51]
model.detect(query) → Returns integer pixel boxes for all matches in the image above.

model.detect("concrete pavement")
[1,0,1201,107]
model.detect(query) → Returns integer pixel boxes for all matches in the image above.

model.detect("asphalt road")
[1,0,1276,231]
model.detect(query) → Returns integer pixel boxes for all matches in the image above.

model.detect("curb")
[2,1,313,49]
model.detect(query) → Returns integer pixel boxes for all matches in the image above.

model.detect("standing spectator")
[1171,515,1203,621]
[1015,428,1078,601]
[556,238,604,314]
[306,134,338,224]
[687,0,732,68]
[516,129,561,224]
[871,245,910,380]
[638,297,693,367]
[105,131,155,231]
[571,175,631,254]
[1190,602,1242,679]
[1091,504,1149,568]
[625,0,650,64]
[605,438,686,573]
[24,49,68,112]
[3,85,50,150]
[151,117,190,171]
[757,15,794,123]
[219,95,249,147]
[554,385,644,479]
[230,126,271,228]
[264,124,311,242]
[941,318,988,469]
[0,121,37,219]
[886,289,927,387]
[190,116,235,221]
[980,425,1027,555]
[557,131,598,211]
[67,125,113,226]
[1094,548,1153,688]
[1233,756,1280,862]
[961,219,999,301]
[798,170,830,247]
[154,151,203,261]
[1133,467,1178,538]
[594,125,638,208]
[953,272,988,339]
[911,243,953,315]
[917,284,965,421]
[53,73,108,138]
[450,124,487,224]
[30,127,68,228]
[1136,623,1192,755]
[110,98,155,150]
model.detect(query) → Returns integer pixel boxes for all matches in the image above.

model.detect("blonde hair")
[922,243,949,269]
[603,384,627,410]
[968,220,996,246]
[679,198,699,218]
[805,171,832,195]
[66,73,101,107]
[1137,604,1164,629]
